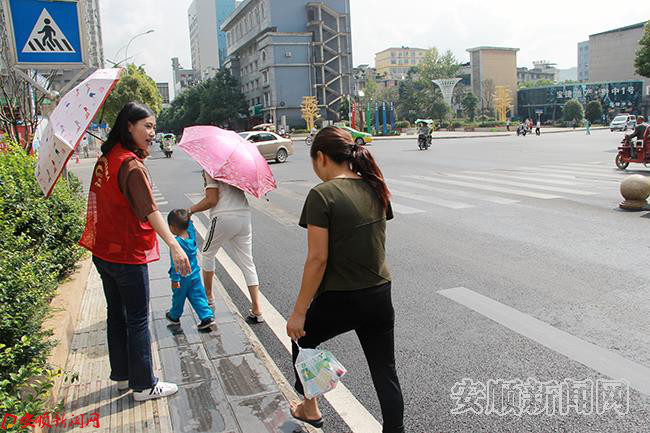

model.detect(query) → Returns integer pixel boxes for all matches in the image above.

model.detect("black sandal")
[290,405,324,428]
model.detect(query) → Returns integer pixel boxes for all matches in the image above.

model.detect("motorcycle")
[418,133,431,150]
[279,128,291,139]
[516,124,529,136]
[615,135,650,169]
[305,132,315,146]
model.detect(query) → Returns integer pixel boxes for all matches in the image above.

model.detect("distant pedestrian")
[572,119,577,129]
[287,126,404,432]
[166,209,215,330]
[79,102,190,401]
[535,119,541,136]
[506,118,511,131]
[585,119,591,135]
[189,171,263,323]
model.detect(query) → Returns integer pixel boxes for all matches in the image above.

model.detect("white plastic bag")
[295,345,347,399]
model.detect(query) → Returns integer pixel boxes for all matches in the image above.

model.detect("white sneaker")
[133,381,178,401]
[117,380,129,391]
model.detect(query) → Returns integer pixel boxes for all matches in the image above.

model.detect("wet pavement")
[56,248,308,433]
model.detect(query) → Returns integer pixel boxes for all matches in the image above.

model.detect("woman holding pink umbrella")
[179,125,277,324]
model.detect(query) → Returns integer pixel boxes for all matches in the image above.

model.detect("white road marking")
[191,216,382,433]
[461,171,583,186]
[390,203,426,215]
[156,201,169,205]
[518,166,626,181]
[442,173,596,196]
[438,287,650,396]
[390,188,474,210]
[542,165,629,178]
[511,168,618,184]
[387,178,518,205]
[405,175,562,200]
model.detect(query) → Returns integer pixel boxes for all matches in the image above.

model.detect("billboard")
[518,81,644,121]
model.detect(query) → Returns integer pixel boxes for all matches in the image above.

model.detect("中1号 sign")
[2,0,87,68]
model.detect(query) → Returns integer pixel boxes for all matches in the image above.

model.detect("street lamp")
[114,29,155,66]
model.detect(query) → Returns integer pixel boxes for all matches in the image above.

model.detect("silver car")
[610,114,636,131]
[239,131,294,163]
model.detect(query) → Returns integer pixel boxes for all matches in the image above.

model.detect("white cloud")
[98,0,649,87]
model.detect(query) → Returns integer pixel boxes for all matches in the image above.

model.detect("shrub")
[478,121,506,128]
[0,143,85,427]
[395,120,410,129]
[562,99,584,123]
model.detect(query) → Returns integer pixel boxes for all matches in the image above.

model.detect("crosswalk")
[243,161,645,225]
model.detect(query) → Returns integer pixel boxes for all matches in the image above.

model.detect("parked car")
[610,114,636,131]
[239,131,293,163]
[339,126,373,146]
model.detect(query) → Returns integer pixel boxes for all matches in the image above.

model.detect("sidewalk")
[55,244,311,433]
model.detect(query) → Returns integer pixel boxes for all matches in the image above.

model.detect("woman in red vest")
[80,102,190,401]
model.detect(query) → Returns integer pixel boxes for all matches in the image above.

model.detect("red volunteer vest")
[79,144,159,264]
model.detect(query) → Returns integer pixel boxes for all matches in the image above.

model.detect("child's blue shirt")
[168,220,201,283]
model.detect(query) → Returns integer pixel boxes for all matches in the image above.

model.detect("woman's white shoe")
[133,381,178,401]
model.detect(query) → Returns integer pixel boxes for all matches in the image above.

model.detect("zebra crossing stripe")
[461,171,582,186]
[390,188,474,210]
[513,168,619,183]
[443,174,596,196]
[391,203,426,215]
[527,166,627,180]
[387,177,518,205]
[405,175,561,200]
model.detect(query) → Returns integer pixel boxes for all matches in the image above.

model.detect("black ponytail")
[311,126,391,209]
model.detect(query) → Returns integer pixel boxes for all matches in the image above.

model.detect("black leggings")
[292,282,404,433]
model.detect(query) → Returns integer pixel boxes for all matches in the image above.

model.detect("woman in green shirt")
[287,127,404,432]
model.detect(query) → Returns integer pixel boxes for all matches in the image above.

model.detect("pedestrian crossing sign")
[2,0,87,68]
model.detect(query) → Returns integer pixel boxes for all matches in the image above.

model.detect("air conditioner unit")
[285,51,292,58]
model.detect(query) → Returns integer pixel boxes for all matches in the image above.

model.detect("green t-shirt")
[299,178,393,296]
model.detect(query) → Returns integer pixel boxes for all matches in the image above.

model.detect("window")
[263,71,268,84]
[258,133,275,142]
[391,60,396,64]
[255,60,258,70]
[261,50,266,62]
[260,2,265,18]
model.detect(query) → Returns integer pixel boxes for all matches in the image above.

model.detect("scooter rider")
[624,116,648,158]
[418,122,431,142]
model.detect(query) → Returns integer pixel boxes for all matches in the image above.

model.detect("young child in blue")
[166,209,215,330]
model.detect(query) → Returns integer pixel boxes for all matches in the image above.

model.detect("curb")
[42,255,93,407]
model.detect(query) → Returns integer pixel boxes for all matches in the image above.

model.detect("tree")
[635,21,650,77]
[0,33,53,148]
[585,100,603,124]
[562,99,584,123]
[301,96,320,130]
[429,99,450,122]
[157,70,247,134]
[101,64,162,126]
[416,48,461,84]
[518,79,555,89]
[461,92,479,120]
[481,79,496,116]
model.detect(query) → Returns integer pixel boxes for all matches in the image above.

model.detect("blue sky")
[99,0,649,92]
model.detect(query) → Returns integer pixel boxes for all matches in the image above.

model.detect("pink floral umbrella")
[178,125,277,199]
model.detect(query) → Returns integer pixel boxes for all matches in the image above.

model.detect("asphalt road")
[72,129,650,433]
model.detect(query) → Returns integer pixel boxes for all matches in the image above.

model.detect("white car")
[610,114,636,131]
[239,131,294,163]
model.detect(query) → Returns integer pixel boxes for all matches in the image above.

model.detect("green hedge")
[0,142,85,428]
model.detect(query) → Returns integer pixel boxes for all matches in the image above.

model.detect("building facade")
[374,47,427,80]
[171,57,199,97]
[188,0,236,80]
[156,82,170,107]
[221,0,352,127]
[577,41,589,82]
[587,22,649,116]
[467,46,519,114]
[518,81,644,122]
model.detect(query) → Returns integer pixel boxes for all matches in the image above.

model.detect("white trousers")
[201,213,259,286]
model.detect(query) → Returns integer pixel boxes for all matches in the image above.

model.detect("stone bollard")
[619,174,650,210]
